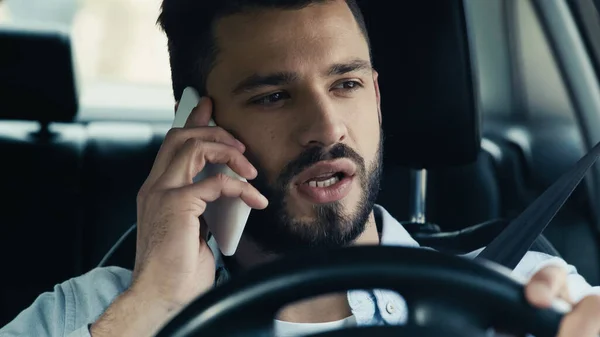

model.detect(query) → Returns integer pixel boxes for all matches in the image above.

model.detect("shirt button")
[386,302,396,314]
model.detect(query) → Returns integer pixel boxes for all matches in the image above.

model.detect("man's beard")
[241,131,384,255]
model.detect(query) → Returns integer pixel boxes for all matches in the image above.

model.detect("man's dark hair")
[157,0,370,101]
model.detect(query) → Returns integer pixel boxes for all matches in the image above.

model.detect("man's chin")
[244,169,378,255]
[248,212,367,255]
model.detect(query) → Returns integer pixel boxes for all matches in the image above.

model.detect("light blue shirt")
[1,205,599,336]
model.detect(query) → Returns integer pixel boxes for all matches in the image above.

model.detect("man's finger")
[184,96,212,128]
[155,138,257,189]
[183,173,269,210]
[557,294,600,337]
[525,265,570,308]
[143,127,246,188]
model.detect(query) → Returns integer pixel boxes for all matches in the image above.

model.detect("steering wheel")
[155,246,563,337]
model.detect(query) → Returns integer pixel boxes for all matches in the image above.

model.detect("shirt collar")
[373,204,420,248]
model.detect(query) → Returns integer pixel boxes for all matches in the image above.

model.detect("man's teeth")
[308,176,340,188]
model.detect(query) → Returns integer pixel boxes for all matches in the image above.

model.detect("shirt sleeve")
[0,267,131,337]
[0,286,70,337]
[66,326,93,337]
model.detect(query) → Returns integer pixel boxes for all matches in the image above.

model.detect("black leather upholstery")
[0,26,78,122]
[0,26,80,325]
[0,121,86,326]
[0,121,168,326]
[80,122,169,269]
[360,0,480,169]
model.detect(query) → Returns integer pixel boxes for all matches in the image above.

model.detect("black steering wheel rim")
[156,246,562,337]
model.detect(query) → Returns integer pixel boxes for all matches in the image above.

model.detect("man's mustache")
[276,143,366,189]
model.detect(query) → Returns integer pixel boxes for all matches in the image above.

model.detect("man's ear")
[372,69,382,125]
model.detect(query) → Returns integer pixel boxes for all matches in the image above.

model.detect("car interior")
[1,0,600,334]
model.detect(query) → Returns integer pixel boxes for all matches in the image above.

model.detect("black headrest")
[360,0,480,169]
[0,25,78,122]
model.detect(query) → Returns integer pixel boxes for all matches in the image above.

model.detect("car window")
[0,0,174,121]
[447,0,576,122]
[513,0,576,120]
[0,0,170,87]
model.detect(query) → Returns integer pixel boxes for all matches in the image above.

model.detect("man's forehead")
[207,1,370,92]
[214,0,355,37]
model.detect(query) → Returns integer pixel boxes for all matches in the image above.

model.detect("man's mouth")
[295,159,356,185]
[304,172,346,188]
[294,159,357,203]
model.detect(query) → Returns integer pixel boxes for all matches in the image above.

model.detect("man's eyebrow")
[232,72,298,95]
[327,59,372,76]
[231,59,372,95]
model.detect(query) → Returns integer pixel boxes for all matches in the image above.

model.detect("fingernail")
[260,194,269,206]
[236,140,246,152]
[247,169,258,180]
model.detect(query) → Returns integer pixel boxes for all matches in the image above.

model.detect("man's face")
[206,0,383,254]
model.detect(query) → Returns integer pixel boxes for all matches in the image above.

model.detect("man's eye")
[251,92,290,105]
[333,80,363,91]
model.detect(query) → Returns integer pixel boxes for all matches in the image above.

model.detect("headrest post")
[31,121,57,141]
[410,169,428,224]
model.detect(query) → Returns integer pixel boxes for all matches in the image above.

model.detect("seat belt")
[477,140,600,269]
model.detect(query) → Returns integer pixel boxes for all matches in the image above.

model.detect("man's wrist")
[90,288,180,337]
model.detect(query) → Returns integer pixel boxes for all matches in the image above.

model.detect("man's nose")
[296,97,348,148]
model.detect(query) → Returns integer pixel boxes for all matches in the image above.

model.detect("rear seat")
[0,26,87,326]
[79,122,169,269]
[0,118,170,326]
[0,122,86,326]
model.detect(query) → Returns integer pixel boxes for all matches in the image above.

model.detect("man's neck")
[231,211,380,323]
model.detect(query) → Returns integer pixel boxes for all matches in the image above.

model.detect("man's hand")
[90,97,268,337]
[525,265,600,336]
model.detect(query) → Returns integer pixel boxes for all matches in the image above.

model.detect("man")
[1,0,600,336]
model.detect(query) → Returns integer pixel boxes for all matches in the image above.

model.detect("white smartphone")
[172,87,252,256]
